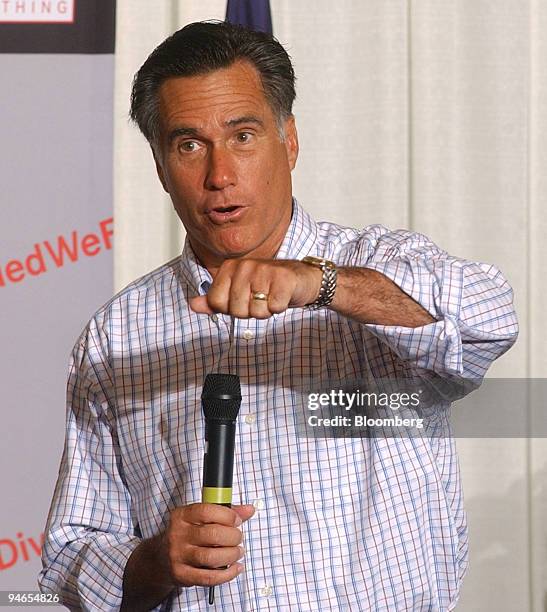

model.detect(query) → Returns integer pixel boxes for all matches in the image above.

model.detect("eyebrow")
[167,115,265,146]
[226,115,264,129]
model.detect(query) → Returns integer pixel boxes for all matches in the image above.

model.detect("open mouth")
[206,205,246,224]
[214,206,239,213]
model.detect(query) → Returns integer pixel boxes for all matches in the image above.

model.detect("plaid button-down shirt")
[39,201,518,611]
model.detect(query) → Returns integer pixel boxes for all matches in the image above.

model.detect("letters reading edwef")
[0,218,113,287]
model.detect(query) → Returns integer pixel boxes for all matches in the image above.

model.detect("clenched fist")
[189,258,322,319]
[161,503,255,588]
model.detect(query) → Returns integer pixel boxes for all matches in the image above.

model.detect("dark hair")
[130,20,296,145]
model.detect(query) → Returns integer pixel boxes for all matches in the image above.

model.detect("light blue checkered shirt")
[39,201,518,611]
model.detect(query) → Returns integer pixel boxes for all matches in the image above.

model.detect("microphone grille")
[202,373,242,420]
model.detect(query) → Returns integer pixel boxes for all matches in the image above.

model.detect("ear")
[151,144,170,194]
[283,115,299,170]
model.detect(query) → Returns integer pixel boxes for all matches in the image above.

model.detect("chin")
[217,244,254,259]
[214,234,257,258]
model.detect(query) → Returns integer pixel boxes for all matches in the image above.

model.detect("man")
[39,21,518,611]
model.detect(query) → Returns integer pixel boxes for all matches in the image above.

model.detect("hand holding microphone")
[200,373,245,604]
[139,374,253,599]
[159,502,254,588]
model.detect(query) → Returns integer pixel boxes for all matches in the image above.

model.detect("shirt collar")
[179,241,213,296]
[275,198,318,260]
[178,198,318,295]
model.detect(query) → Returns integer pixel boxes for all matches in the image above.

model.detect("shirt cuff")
[365,315,463,376]
[65,535,141,612]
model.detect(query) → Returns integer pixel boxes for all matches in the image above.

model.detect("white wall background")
[113,1,547,610]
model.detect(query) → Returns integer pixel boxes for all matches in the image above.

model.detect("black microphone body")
[202,420,237,505]
[200,373,242,605]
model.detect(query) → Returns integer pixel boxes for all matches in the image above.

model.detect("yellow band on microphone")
[202,487,232,504]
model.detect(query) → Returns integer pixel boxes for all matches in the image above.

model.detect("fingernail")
[237,563,245,573]
[234,515,242,526]
[238,546,245,559]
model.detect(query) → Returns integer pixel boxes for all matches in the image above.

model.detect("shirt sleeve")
[38,317,141,611]
[344,226,519,382]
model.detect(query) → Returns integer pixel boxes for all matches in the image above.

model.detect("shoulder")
[74,255,185,353]
[102,254,183,317]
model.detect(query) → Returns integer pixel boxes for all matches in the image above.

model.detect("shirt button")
[210,314,218,323]
[244,414,256,425]
[253,499,265,510]
[242,329,254,340]
[258,586,273,597]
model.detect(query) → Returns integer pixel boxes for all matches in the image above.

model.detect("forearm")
[121,534,175,612]
[329,267,435,328]
[345,254,518,379]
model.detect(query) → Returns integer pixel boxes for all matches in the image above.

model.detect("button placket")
[258,586,273,597]
[252,499,265,511]
[242,328,254,340]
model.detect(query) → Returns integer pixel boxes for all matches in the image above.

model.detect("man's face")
[154,61,299,274]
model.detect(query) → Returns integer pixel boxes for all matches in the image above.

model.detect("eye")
[235,131,253,143]
[178,140,200,153]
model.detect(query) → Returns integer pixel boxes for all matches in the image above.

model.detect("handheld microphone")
[201,373,242,605]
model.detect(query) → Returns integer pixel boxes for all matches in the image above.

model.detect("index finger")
[181,503,242,527]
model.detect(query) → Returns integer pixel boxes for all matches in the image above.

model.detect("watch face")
[303,256,336,270]
[307,256,323,265]
[304,256,323,265]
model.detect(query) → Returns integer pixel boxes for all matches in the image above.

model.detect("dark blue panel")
[225,0,272,34]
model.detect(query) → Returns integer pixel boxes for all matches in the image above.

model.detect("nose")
[204,145,237,191]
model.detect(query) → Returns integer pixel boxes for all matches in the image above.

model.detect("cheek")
[165,160,202,190]
[167,179,203,215]
[240,149,279,182]
[263,148,290,183]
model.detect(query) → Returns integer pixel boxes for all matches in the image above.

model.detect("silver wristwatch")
[301,256,337,310]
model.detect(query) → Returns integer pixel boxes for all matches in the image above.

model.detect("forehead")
[157,61,272,130]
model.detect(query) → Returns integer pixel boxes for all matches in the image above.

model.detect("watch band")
[301,256,337,310]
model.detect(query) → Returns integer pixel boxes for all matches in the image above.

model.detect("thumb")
[232,504,256,524]
[189,295,214,315]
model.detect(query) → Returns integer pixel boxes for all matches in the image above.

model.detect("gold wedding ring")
[251,291,269,301]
